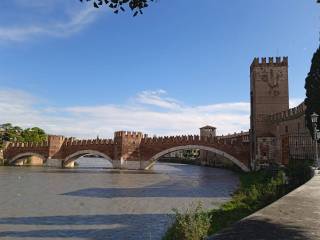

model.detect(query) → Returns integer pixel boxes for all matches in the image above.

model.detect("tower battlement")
[114,131,143,138]
[251,57,288,69]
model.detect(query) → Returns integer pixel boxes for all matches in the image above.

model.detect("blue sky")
[0,0,319,138]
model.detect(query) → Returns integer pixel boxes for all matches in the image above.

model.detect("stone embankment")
[208,171,320,240]
[0,149,3,165]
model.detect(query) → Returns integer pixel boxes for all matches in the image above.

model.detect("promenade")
[209,172,320,240]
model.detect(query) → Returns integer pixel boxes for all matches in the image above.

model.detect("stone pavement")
[208,172,320,240]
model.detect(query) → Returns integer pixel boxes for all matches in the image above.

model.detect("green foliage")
[208,169,287,233]
[286,159,313,190]
[163,168,294,240]
[0,123,47,148]
[163,202,212,240]
[305,46,320,139]
[21,127,47,143]
[80,0,154,16]
[182,149,200,160]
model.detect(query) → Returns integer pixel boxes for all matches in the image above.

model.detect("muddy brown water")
[0,158,239,240]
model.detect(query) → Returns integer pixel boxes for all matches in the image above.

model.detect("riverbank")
[0,150,3,165]
[209,170,320,240]
[163,161,313,240]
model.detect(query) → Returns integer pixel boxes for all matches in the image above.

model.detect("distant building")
[200,126,216,138]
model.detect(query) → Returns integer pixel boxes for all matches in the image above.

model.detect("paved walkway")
[209,172,320,240]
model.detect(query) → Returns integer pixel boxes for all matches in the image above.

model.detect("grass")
[163,162,313,240]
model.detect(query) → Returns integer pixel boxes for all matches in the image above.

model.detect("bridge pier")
[112,160,122,169]
[64,161,75,168]
[45,158,63,168]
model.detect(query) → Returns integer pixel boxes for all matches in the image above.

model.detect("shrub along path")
[208,171,320,240]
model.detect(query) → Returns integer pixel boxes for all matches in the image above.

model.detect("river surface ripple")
[0,159,239,240]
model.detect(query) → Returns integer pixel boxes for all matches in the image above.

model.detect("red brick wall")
[4,133,250,169]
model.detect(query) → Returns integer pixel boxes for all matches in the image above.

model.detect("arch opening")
[63,150,113,169]
[145,145,249,172]
[9,152,46,166]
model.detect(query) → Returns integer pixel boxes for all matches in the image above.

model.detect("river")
[0,158,239,240]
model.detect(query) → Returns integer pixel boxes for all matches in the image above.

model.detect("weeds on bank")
[163,202,212,240]
[163,162,313,240]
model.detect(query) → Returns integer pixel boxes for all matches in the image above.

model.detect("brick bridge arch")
[9,152,46,165]
[143,145,250,172]
[3,131,251,171]
[63,150,113,168]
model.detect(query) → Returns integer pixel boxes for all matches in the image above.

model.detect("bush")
[163,166,312,240]
[286,159,313,190]
[163,202,212,240]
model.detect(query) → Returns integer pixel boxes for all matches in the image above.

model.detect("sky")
[0,0,319,139]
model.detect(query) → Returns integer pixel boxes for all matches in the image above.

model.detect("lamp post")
[311,112,319,168]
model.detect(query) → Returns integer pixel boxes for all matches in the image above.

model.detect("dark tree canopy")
[80,0,154,16]
[304,46,320,140]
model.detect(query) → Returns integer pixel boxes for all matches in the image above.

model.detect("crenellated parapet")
[140,134,250,146]
[63,138,114,146]
[217,131,250,139]
[6,141,49,148]
[250,56,288,69]
[141,135,204,145]
[268,102,305,123]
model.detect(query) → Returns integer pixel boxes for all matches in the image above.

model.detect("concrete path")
[209,173,320,240]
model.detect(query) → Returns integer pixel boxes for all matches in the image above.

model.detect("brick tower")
[250,57,289,168]
[199,125,216,165]
[113,131,143,168]
[48,135,65,158]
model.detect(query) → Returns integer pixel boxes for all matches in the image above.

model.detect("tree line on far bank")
[0,123,47,149]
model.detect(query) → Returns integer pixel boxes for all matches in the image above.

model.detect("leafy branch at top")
[79,0,154,16]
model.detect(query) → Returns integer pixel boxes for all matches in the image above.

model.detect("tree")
[21,127,47,144]
[0,123,13,131]
[304,45,320,140]
[80,0,154,16]
[0,124,23,142]
[0,124,47,149]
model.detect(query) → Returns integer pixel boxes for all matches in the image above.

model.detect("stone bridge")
[3,131,250,171]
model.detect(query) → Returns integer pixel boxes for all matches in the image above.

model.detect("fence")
[283,134,318,163]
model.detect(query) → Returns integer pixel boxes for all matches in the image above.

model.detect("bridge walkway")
[208,172,320,240]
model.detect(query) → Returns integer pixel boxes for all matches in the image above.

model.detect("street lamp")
[311,112,319,168]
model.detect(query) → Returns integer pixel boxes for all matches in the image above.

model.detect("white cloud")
[0,3,99,42]
[136,90,181,110]
[195,102,249,113]
[289,97,304,108]
[0,88,251,139]
[0,88,306,139]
